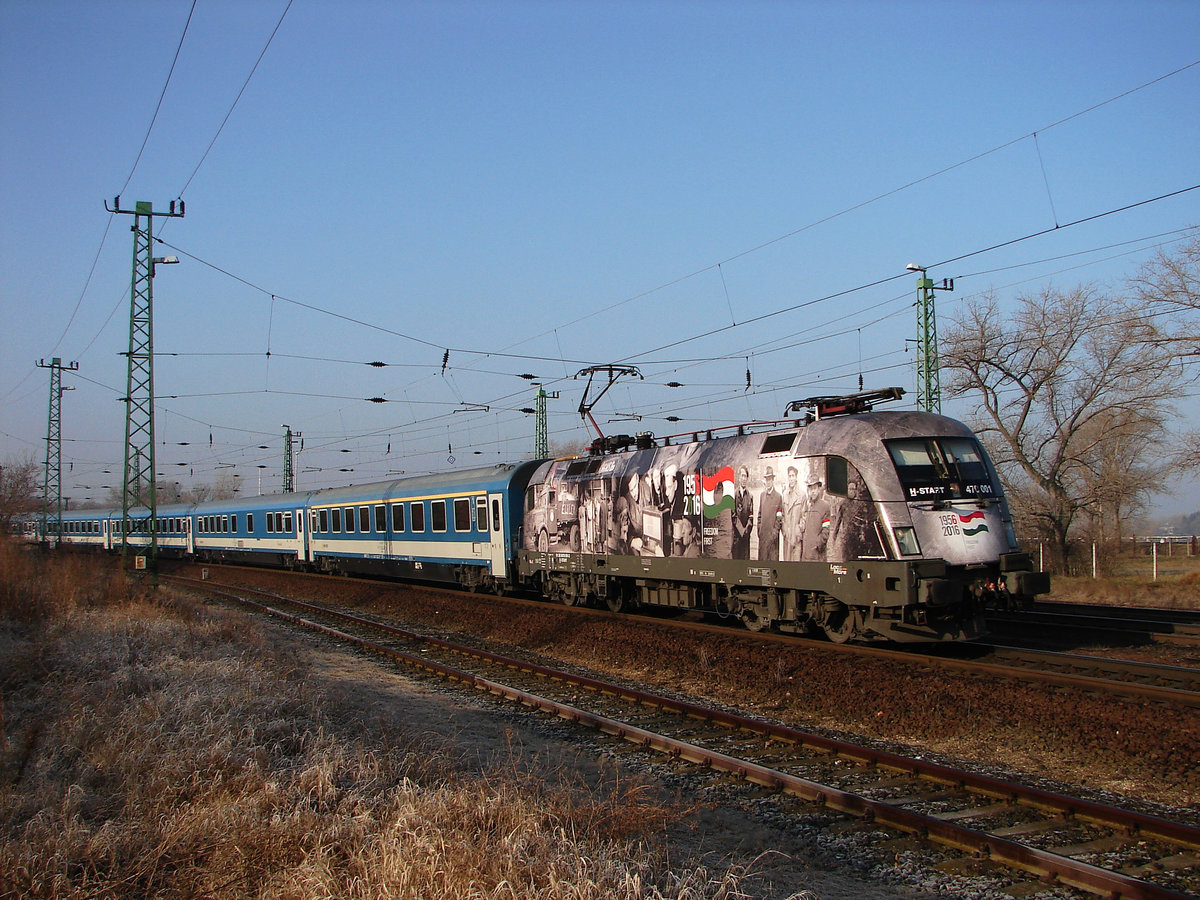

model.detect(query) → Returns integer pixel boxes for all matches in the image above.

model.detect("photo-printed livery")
[22,390,1049,643]
[518,392,1049,642]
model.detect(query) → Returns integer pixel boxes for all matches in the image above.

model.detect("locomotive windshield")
[885,437,998,501]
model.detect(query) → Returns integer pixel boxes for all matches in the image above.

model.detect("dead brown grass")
[0,543,751,900]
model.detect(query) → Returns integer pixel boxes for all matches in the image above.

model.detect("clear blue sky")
[2,0,1198,516]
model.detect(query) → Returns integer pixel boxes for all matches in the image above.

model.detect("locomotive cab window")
[886,437,997,501]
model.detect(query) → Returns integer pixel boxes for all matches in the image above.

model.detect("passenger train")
[19,388,1049,643]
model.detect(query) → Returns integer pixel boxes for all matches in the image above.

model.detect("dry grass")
[1040,547,1200,608]
[0,543,756,900]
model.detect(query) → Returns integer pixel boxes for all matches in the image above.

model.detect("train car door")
[102,518,111,551]
[185,517,194,555]
[295,507,307,563]
[487,493,506,578]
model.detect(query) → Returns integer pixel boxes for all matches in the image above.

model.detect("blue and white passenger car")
[305,462,541,589]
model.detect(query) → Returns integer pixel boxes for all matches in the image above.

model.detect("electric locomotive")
[517,388,1049,642]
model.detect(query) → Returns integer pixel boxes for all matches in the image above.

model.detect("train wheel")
[537,529,549,553]
[822,601,861,643]
[740,608,770,633]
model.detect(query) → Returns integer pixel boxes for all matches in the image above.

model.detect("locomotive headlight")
[894,527,921,556]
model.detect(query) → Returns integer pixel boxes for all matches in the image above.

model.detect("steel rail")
[172,575,1200,899]
[175,562,1200,708]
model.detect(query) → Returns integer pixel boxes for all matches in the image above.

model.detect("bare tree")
[941,284,1185,572]
[1131,235,1200,317]
[0,454,41,532]
[1131,234,1200,474]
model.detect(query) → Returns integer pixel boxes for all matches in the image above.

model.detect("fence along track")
[170,575,1200,900]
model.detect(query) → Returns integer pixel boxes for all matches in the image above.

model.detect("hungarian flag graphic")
[957,510,990,536]
[701,466,736,519]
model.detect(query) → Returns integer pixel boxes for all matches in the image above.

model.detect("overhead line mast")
[907,263,954,414]
[104,197,185,569]
[36,357,77,545]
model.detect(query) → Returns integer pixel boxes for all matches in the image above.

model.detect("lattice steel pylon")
[533,385,557,459]
[36,357,77,545]
[909,264,954,414]
[105,197,185,567]
[282,425,301,493]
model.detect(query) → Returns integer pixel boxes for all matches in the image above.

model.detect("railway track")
[175,561,1200,708]
[988,602,1200,647]
[170,573,1200,900]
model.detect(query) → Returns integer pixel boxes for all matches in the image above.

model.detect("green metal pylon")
[909,264,953,414]
[106,197,185,568]
[36,357,77,545]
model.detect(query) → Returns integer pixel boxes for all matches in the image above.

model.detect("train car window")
[374,505,386,533]
[344,508,356,533]
[761,433,796,454]
[284,512,293,533]
[431,500,447,532]
[230,515,238,533]
[826,456,849,496]
[318,509,329,533]
[266,514,274,534]
[359,506,371,533]
[391,503,405,532]
[410,502,425,533]
[246,513,254,533]
[453,498,471,532]
[331,508,342,533]
[492,498,501,531]
[476,498,488,532]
